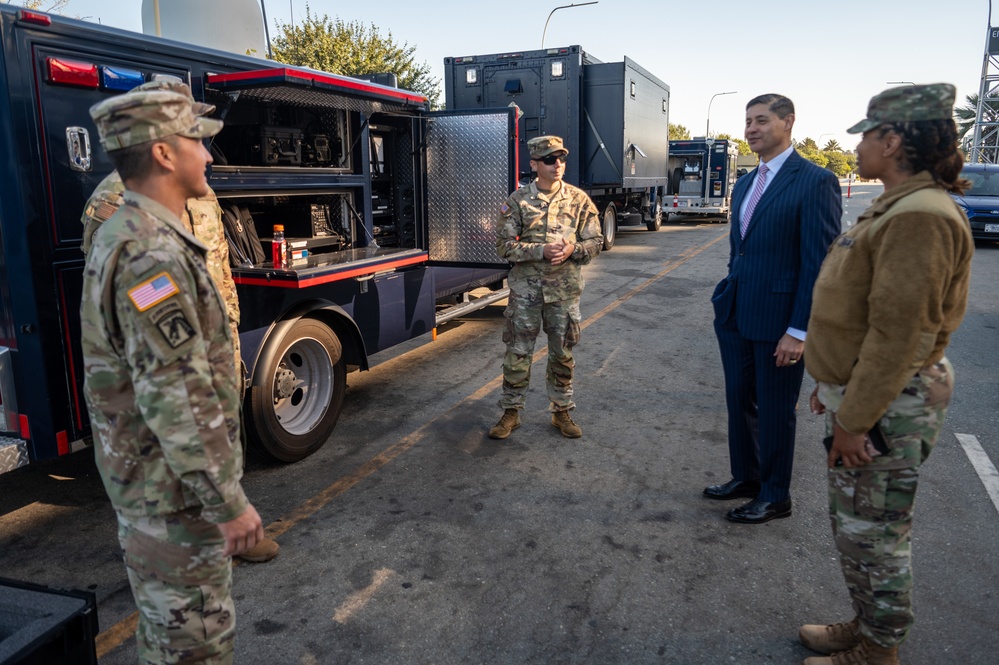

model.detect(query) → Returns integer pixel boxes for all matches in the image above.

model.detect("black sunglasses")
[537,153,567,165]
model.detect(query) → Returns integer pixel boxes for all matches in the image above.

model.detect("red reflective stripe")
[19,414,30,440]
[56,430,69,456]
[208,68,426,105]
[231,254,427,288]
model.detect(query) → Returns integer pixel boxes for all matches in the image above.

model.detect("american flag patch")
[128,272,179,312]
[95,200,118,221]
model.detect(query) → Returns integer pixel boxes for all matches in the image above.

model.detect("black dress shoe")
[703,479,761,500]
[726,498,792,524]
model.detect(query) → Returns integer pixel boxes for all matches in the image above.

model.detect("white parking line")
[955,433,999,515]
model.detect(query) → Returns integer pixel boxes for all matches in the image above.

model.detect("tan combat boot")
[800,617,861,654]
[237,537,280,563]
[488,409,521,439]
[551,410,582,438]
[803,636,900,665]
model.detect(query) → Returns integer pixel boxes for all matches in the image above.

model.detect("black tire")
[646,199,662,232]
[601,204,617,250]
[245,318,347,463]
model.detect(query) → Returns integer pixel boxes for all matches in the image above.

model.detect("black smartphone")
[865,424,891,455]
[822,435,843,467]
[823,425,890,466]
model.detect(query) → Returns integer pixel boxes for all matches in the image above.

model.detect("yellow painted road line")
[332,568,396,624]
[94,230,728,657]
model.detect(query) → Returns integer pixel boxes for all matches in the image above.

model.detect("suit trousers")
[714,317,805,502]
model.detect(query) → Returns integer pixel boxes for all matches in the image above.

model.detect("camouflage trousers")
[117,510,236,664]
[819,358,954,648]
[499,295,581,412]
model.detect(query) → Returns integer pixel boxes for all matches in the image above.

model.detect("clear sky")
[54,0,989,150]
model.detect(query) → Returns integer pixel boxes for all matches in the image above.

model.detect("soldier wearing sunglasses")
[489,135,603,440]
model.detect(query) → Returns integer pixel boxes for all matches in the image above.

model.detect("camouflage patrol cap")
[528,135,569,159]
[846,83,956,134]
[133,79,216,117]
[90,88,223,152]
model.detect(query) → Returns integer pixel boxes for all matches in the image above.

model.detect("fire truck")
[0,4,517,472]
[444,46,670,249]
[667,138,740,221]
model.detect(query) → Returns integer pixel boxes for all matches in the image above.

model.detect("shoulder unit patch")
[153,306,196,349]
[128,272,179,312]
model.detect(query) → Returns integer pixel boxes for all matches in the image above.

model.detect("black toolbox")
[0,578,98,665]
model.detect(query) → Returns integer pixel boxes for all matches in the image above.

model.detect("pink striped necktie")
[740,162,769,238]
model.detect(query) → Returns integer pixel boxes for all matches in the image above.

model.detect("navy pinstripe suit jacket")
[711,150,842,341]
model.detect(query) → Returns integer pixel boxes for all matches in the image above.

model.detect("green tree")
[955,93,999,162]
[714,133,752,155]
[954,92,999,148]
[271,5,440,108]
[822,139,842,152]
[822,150,852,177]
[669,123,690,140]
[794,137,828,168]
[795,137,819,152]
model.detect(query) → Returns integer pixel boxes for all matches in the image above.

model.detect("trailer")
[667,138,740,221]
[0,5,516,472]
[444,45,670,249]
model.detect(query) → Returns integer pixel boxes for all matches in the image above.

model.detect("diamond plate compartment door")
[423,109,517,267]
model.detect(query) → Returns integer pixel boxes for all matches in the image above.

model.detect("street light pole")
[541,2,598,49]
[818,133,832,150]
[706,91,737,138]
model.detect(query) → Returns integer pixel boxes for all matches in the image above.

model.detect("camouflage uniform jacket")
[805,171,973,434]
[496,181,602,302]
[82,172,240,347]
[81,190,247,524]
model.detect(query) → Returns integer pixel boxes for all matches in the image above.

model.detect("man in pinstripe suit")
[704,94,842,524]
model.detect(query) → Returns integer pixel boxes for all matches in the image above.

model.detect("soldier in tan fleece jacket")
[798,84,973,665]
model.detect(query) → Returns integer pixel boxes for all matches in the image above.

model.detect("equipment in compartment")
[208,92,349,169]
[303,134,332,165]
[281,202,340,239]
[221,195,353,261]
[260,126,303,165]
[368,126,417,249]
[220,203,266,267]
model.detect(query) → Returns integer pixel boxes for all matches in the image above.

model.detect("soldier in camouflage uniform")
[801,84,973,665]
[83,85,264,664]
[489,135,603,440]
[81,79,279,566]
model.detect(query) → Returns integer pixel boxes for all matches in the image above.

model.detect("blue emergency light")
[100,66,144,92]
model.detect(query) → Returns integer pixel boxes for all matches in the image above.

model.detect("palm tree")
[956,92,999,162]
[822,139,843,152]
[955,92,999,139]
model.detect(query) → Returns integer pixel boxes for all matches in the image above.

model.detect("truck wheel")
[245,318,347,463]
[601,205,617,250]
[646,199,662,232]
